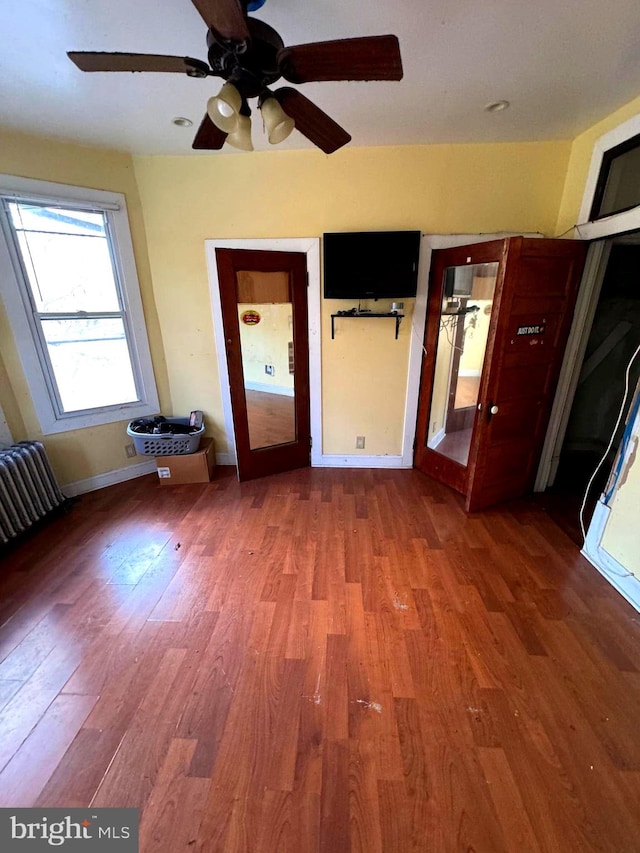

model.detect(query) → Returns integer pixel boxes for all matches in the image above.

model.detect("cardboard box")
[156,438,215,485]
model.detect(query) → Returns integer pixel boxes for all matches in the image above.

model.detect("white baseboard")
[313,454,410,469]
[215,452,235,466]
[429,427,446,448]
[582,499,640,613]
[458,369,481,378]
[245,381,294,397]
[62,448,411,496]
[63,458,157,497]
[63,452,238,495]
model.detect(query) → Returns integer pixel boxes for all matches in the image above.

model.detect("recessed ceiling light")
[485,100,510,113]
[172,117,193,127]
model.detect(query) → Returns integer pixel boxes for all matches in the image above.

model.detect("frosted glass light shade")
[226,114,253,151]
[207,83,242,132]
[261,97,295,144]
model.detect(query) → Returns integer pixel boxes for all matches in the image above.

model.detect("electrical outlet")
[356,436,365,449]
[125,443,137,458]
[265,364,275,376]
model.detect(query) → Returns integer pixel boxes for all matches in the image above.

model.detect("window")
[590,131,640,220]
[578,112,640,241]
[0,176,159,434]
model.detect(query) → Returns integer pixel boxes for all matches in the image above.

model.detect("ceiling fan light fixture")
[260,96,295,145]
[226,114,254,151]
[207,82,242,132]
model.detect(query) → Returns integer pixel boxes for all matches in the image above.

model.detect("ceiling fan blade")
[278,35,402,84]
[67,52,209,76]
[192,113,227,150]
[274,88,351,154]
[190,0,249,41]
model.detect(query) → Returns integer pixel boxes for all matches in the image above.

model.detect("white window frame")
[576,112,640,240]
[0,175,159,434]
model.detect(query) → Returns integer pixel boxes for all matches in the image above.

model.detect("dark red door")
[216,248,310,481]
[414,238,587,511]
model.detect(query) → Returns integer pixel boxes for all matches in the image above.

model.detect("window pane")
[8,203,120,312]
[8,203,105,236]
[593,140,640,219]
[41,318,138,412]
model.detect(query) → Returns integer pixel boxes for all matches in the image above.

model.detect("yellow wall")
[428,323,454,444]
[0,129,170,485]
[133,140,569,457]
[459,300,493,375]
[601,408,640,577]
[237,303,293,392]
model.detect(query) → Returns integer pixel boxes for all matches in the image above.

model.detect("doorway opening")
[545,234,640,544]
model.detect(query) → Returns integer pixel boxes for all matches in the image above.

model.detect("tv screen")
[323,230,421,299]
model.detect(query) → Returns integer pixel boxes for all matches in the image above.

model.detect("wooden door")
[216,248,310,481]
[414,238,587,511]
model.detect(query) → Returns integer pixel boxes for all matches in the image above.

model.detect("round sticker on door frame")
[241,310,261,325]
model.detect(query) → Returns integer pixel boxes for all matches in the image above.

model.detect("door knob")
[486,402,499,423]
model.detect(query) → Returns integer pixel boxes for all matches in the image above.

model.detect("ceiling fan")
[67,0,403,154]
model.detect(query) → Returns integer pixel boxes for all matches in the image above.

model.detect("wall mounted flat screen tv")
[323,230,421,299]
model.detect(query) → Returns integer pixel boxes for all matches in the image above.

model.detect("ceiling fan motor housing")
[206,18,284,99]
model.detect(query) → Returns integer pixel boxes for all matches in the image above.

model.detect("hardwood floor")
[454,375,480,409]
[0,467,639,852]
[245,389,296,449]
[432,426,473,466]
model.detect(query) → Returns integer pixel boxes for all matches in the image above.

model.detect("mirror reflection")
[236,269,296,450]
[426,262,498,466]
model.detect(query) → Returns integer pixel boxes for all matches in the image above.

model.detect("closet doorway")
[544,235,640,542]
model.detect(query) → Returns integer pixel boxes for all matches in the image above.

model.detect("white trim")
[244,380,294,397]
[0,175,160,434]
[576,112,640,241]
[62,458,157,497]
[0,175,121,210]
[578,112,640,224]
[458,369,482,378]
[581,499,640,612]
[0,400,12,448]
[429,427,447,448]
[205,238,321,470]
[535,241,611,490]
[314,454,409,469]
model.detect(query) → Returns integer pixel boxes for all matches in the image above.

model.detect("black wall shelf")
[330,312,404,340]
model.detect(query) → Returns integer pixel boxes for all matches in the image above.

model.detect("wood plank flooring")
[245,389,296,449]
[0,467,639,852]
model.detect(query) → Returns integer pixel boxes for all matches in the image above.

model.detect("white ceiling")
[2,0,640,155]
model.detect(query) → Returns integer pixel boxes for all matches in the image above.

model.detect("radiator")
[0,441,67,544]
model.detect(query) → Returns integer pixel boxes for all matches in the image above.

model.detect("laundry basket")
[127,417,205,456]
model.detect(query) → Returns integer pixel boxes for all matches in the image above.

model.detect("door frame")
[534,240,611,490]
[206,238,321,469]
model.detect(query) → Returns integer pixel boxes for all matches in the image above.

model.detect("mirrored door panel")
[236,269,296,450]
[426,262,498,466]
[216,247,310,481]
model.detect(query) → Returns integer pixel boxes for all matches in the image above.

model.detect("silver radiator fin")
[0,441,66,544]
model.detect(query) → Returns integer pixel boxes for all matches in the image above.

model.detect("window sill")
[38,400,160,435]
